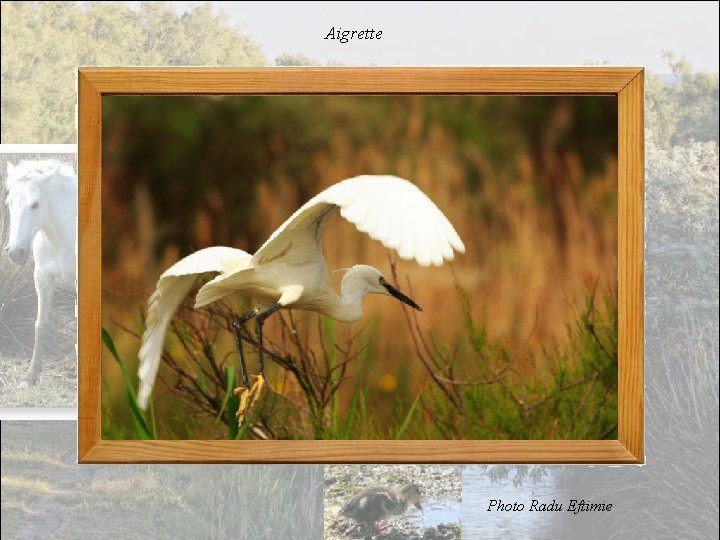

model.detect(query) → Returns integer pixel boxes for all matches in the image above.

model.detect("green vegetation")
[104,272,617,441]
[275,52,319,66]
[646,51,719,148]
[440,285,617,440]
[0,1,266,143]
[645,58,718,401]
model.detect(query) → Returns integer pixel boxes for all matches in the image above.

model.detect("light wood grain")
[80,67,639,94]
[617,70,645,461]
[81,440,637,464]
[78,71,102,459]
[77,67,644,464]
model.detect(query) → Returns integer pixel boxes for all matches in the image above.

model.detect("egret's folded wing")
[253,175,464,268]
[194,264,255,308]
[137,246,251,410]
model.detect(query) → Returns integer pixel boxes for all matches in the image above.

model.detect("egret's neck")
[324,274,370,323]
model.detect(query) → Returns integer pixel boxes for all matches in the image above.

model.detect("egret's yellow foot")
[234,374,265,426]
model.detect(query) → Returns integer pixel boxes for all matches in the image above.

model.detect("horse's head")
[4,161,59,265]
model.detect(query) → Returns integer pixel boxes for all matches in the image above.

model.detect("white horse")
[3,160,76,386]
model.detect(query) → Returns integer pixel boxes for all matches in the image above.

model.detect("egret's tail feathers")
[137,246,252,410]
[137,274,197,410]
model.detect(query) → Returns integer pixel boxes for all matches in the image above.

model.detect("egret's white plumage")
[137,175,464,410]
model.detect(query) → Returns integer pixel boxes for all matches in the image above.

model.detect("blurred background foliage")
[1,1,266,142]
[101,93,619,440]
[646,51,719,148]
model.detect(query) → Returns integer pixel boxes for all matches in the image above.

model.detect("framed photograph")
[78,67,643,463]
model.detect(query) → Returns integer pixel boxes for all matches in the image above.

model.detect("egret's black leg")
[256,303,283,377]
[232,309,259,387]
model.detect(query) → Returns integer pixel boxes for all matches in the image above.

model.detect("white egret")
[137,175,465,410]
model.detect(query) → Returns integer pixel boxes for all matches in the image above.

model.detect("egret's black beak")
[382,280,422,311]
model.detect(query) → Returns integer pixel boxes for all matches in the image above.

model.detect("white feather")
[137,246,251,410]
[137,175,464,410]
[257,175,463,267]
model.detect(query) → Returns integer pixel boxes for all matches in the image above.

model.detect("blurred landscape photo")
[101,93,618,440]
[1,421,323,539]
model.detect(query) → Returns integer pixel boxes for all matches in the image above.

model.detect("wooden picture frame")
[78,67,644,464]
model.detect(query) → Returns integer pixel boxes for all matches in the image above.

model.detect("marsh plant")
[104,260,617,441]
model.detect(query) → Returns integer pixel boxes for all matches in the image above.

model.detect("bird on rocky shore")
[340,483,423,534]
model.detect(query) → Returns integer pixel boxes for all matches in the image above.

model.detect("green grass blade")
[358,391,367,427]
[218,366,239,439]
[215,365,233,422]
[323,316,339,433]
[101,328,154,440]
[149,400,157,438]
[341,385,362,439]
[394,393,421,440]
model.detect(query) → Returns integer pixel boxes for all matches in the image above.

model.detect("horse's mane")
[6,159,76,190]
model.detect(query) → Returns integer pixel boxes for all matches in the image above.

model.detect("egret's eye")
[31,201,40,210]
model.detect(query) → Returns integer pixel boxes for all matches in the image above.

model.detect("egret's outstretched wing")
[253,175,465,268]
[137,246,252,410]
